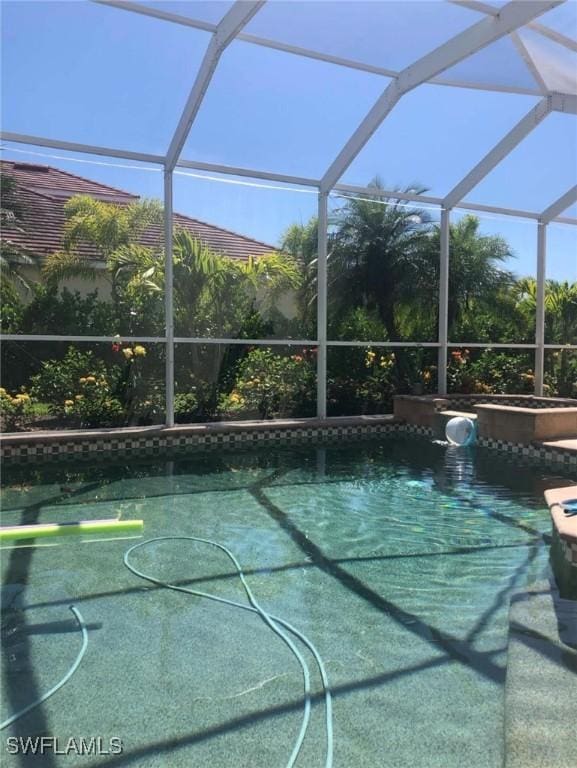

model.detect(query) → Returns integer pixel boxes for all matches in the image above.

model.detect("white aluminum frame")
[2,0,576,425]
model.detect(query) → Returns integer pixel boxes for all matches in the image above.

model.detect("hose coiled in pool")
[0,605,88,731]
[124,537,333,768]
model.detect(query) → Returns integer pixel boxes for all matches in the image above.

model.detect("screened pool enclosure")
[1,0,576,429]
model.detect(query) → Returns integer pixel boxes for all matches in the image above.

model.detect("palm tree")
[329,178,433,341]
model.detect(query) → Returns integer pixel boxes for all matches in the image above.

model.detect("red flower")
[112,343,121,353]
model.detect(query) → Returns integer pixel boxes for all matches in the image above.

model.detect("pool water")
[0,437,570,767]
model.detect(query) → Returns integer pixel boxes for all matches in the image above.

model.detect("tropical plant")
[0,173,38,293]
[329,178,434,341]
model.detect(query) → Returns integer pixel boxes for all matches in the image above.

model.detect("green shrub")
[328,347,397,415]
[220,348,315,419]
[0,281,24,333]
[62,374,125,428]
[21,284,115,335]
[30,347,108,412]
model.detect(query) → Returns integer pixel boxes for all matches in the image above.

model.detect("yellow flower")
[64,399,74,407]
[133,345,146,357]
[79,377,87,384]
[75,394,84,401]
[0,388,6,396]
[123,348,134,360]
[85,375,96,383]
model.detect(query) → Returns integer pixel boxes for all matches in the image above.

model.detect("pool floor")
[0,437,571,767]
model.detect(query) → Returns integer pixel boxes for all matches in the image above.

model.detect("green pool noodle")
[0,519,143,542]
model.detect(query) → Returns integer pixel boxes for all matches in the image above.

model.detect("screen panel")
[181,40,386,178]
[446,347,535,396]
[0,340,165,431]
[327,345,438,416]
[1,1,211,154]
[342,85,539,197]
[174,343,316,422]
[545,223,577,346]
[172,170,318,340]
[468,112,577,212]
[327,191,439,343]
[448,211,537,345]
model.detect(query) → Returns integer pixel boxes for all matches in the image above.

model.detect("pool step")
[504,582,577,768]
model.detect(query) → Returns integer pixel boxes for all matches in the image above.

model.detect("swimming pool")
[0,437,571,767]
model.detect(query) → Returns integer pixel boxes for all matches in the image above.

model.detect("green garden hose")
[0,605,88,731]
[124,536,333,768]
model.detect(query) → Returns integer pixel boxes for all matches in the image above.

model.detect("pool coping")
[544,485,577,585]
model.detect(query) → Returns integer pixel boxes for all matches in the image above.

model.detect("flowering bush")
[62,374,124,428]
[447,349,535,394]
[220,348,315,419]
[29,342,162,428]
[30,347,108,412]
[0,388,35,432]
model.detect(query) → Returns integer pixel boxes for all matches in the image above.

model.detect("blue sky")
[1,0,576,282]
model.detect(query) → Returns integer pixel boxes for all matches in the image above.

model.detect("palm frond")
[42,250,98,283]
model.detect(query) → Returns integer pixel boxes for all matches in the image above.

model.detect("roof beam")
[165,1,264,171]
[320,1,561,191]
[444,96,552,208]
[3,131,576,225]
[540,185,577,222]
[93,0,217,32]
[0,131,164,165]
[94,0,544,97]
[176,158,319,189]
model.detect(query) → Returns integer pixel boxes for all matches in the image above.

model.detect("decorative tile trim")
[1,420,576,468]
[0,420,402,463]
[401,423,435,439]
[477,435,577,467]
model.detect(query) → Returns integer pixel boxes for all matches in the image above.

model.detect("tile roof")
[0,160,277,262]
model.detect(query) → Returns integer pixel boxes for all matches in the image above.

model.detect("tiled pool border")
[1,418,576,469]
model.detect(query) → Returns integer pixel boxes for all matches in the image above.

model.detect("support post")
[535,221,547,396]
[164,169,175,426]
[317,191,329,419]
[438,208,451,395]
